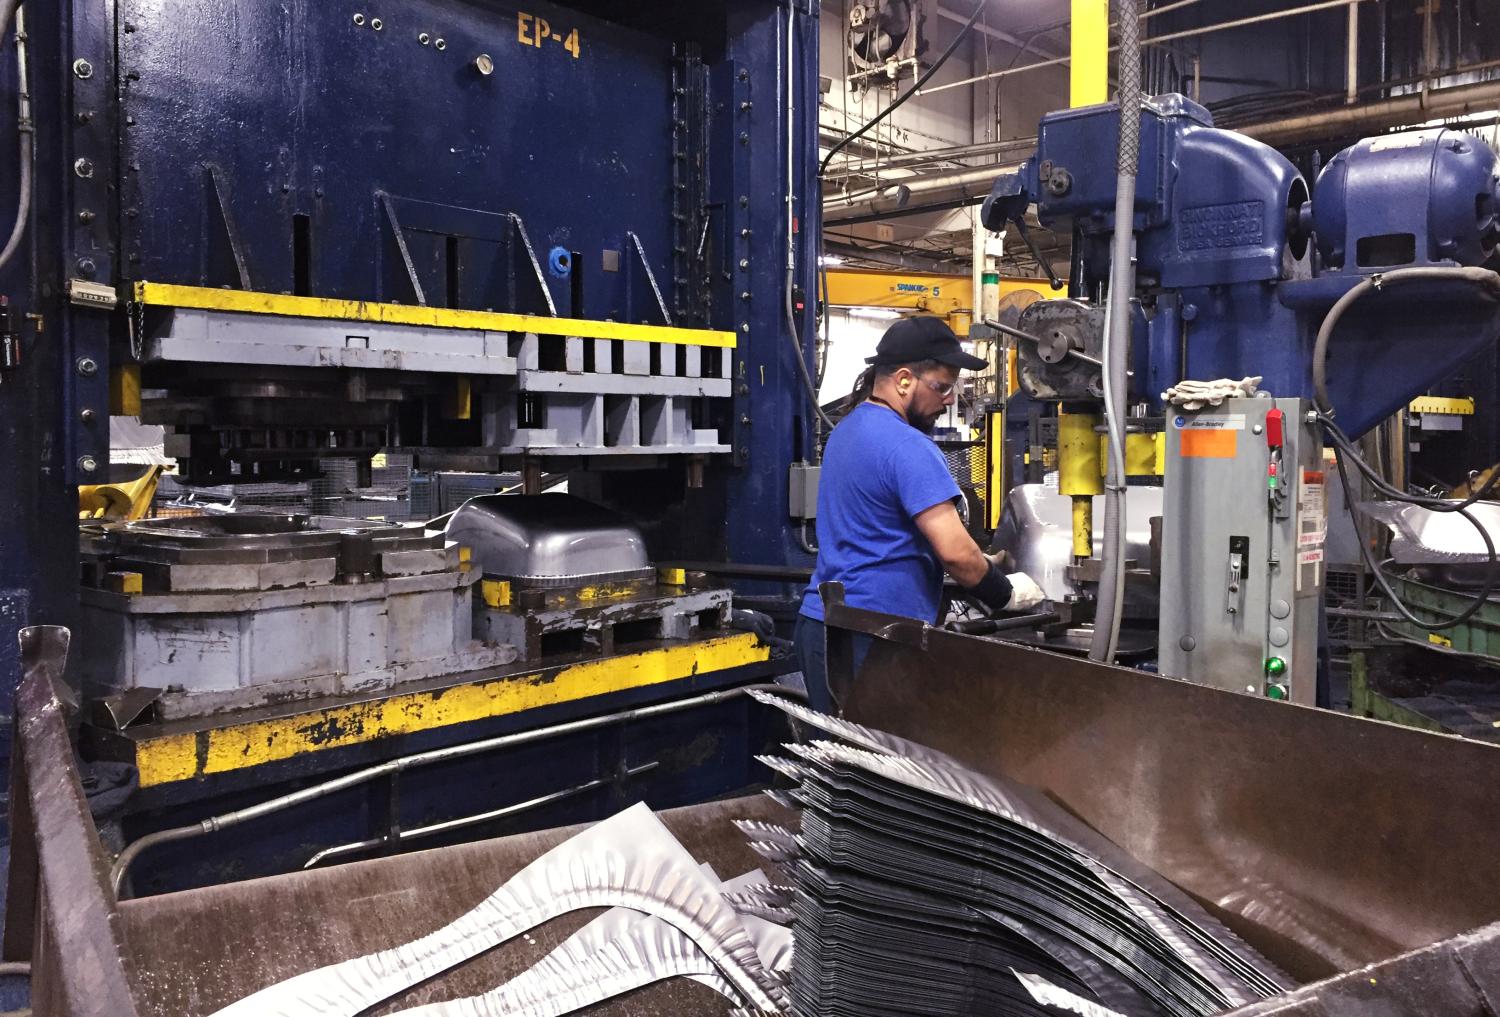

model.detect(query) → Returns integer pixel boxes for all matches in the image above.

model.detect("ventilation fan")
[847,1,924,90]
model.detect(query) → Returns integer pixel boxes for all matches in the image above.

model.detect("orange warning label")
[1180,429,1238,458]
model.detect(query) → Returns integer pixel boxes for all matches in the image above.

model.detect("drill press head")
[983,94,1500,438]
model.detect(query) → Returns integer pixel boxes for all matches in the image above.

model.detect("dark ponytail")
[843,366,878,414]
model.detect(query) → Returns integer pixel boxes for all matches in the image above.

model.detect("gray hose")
[1312,266,1500,418]
[0,1,31,274]
[1090,0,1143,664]
[796,517,819,555]
[785,5,832,439]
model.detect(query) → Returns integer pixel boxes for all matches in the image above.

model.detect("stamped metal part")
[207,804,786,1017]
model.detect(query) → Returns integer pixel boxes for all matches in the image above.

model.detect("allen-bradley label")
[1174,413,1245,430]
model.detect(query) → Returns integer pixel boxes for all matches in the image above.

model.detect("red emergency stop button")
[1265,408,1285,449]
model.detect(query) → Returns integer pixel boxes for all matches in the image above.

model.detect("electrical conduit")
[1089,0,1142,664]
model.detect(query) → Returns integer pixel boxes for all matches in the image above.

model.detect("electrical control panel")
[1158,397,1325,704]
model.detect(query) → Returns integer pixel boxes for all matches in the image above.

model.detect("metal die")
[478,583,733,662]
[77,516,515,718]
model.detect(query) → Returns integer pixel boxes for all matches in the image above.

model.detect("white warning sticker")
[1298,528,1328,548]
[1299,469,1326,514]
[1297,548,1325,566]
[1297,468,1328,561]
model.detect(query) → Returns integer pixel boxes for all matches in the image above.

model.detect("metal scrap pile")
[746,690,1292,1017]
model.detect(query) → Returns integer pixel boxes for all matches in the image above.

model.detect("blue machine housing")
[0,0,824,853]
[985,95,1500,438]
[1314,131,1500,270]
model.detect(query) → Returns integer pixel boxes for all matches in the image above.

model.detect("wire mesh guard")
[1324,565,1364,648]
[935,438,987,506]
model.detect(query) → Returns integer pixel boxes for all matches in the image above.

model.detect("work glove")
[1161,376,1263,410]
[967,565,1047,615]
[1006,572,1046,611]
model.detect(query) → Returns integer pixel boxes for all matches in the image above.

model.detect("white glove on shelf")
[1161,376,1263,410]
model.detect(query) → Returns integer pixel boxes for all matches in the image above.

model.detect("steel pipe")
[822,240,958,274]
[302,763,659,869]
[826,136,1040,179]
[922,0,1371,97]
[1241,79,1500,146]
[1345,0,1359,105]
[934,4,1066,63]
[825,165,1015,225]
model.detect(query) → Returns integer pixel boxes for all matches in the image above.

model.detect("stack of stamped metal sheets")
[744,691,1291,1017]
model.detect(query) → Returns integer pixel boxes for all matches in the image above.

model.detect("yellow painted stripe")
[133,281,736,349]
[134,634,769,787]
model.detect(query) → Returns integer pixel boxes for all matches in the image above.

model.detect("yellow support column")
[1059,0,1110,556]
[1058,412,1103,559]
[110,363,141,416]
[1071,0,1110,107]
[985,409,1005,530]
[1125,432,1159,476]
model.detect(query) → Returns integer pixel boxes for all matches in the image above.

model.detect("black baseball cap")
[865,315,988,370]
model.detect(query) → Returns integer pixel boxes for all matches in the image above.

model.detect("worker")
[794,315,1045,713]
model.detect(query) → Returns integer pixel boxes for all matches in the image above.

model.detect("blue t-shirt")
[800,401,961,623]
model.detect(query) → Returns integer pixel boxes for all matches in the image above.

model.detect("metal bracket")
[506,213,557,317]
[378,190,427,306]
[626,230,673,326]
[205,163,253,290]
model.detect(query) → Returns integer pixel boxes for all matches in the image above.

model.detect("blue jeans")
[793,614,873,715]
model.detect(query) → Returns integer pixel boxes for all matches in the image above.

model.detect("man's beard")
[910,409,942,433]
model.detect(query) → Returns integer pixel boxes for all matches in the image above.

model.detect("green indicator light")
[1265,683,1289,700]
[1264,656,1287,677]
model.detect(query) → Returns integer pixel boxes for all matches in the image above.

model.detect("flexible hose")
[1310,267,1500,633]
[816,253,830,389]
[1312,266,1500,417]
[0,1,32,274]
[787,276,832,433]
[1091,276,1130,662]
[1090,0,1142,664]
